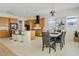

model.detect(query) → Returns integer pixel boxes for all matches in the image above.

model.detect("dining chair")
[42,32,56,53]
[10,30,16,40]
[13,30,19,41]
[62,31,66,45]
[56,31,66,50]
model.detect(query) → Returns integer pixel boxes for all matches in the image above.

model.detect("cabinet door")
[40,18,45,27]
[25,20,30,25]
[31,31,35,40]
[0,17,10,38]
[30,19,35,27]
[35,29,42,37]
[10,18,18,23]
[0,30,10,38]
[30,19,35,30]
[0,17,9,27]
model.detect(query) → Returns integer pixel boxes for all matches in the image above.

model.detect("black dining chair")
[42,32,56,53]
[62,32,66,45]
[56,32,66,50]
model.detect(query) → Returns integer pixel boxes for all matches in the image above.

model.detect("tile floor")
[0,36,79,56]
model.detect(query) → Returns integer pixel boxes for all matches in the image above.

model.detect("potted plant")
[75,31,78,37]
[74,31,79,42]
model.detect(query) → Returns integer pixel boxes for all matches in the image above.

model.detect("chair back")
[42,32,50,46]
[63,32,66,39]
[61,32,66,42]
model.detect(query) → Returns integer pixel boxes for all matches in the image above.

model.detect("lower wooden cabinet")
[31,31,35,40]
[40,18,45,27]
[35,29,42,37]
[0,30,10,38]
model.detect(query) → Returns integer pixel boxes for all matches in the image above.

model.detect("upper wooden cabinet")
[30,19,35,27]
[25,20,30,25]
[29,19,35,30]
[0,17,9,27]
[24,18,45,29]
[0,17,18,38]
[0,17,10,38]
[10,18,18,23]
[40,18,45,27]
[24,19,35,30]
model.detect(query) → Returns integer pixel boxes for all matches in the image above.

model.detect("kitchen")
[0,15,46,42]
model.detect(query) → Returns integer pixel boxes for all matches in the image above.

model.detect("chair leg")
[54,43,56,52]
[52,42,56,52]
[60,43,62,50]
[49,46,51,53]
[60,43,63,50]
[42,45,44,51]
[63,40,65,45]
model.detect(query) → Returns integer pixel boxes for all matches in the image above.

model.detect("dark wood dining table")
[49,32,62,42]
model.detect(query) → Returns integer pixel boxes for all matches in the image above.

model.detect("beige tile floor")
[0,41,16,56]
[0,36,79,56]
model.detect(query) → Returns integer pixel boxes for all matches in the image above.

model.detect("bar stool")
[20,31,25,43]
[13,30,19,41]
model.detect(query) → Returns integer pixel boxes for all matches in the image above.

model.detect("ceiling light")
[50,3,55,17]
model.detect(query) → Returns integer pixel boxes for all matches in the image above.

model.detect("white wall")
[56,7,79,41]
[45,7,79,41]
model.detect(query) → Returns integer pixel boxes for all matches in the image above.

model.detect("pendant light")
[50,3,55,16]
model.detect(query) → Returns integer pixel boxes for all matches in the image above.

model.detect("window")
[47,18,56,32]
[67,16,78,27]
[56,17,66,25]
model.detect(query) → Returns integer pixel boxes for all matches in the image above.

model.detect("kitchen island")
[12,30,35,42]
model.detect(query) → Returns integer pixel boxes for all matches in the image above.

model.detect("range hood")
[33,15,41,29]
[35,15,40,24]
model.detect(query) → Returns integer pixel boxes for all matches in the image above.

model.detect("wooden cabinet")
[24,18,45,37]
[0,17,9,27]
[24,18,45,30]
[40,18,45,27]
[0,17,10,38]
[0,17,18,38]
[25,19,35,30]
[25,20,30,25]
[10,18,18,23]
[0,30,10,38]
[30,19,35,30]
[35,18,45,37]
[35,29,42,37]
[30,19,35,27]
[31,31,35,40]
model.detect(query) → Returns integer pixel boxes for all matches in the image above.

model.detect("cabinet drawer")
[0,30,10,38]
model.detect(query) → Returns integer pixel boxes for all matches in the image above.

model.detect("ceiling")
[0,3,79,18]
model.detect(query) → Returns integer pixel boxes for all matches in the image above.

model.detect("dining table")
[49,32,62,37]
[49,32,62,42]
